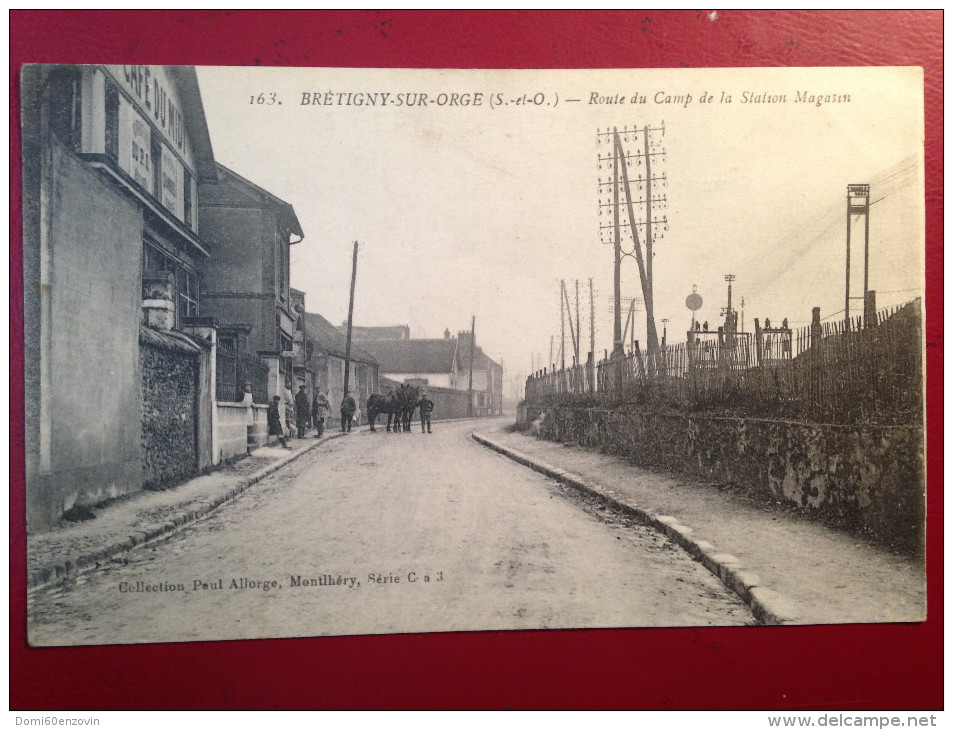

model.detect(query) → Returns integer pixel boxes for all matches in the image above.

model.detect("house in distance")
[354,326,503,419]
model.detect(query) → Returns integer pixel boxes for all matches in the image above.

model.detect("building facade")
[305,312,379,425]
[197,163,305,416]
[22,64,218,528]
[356,327,503,417]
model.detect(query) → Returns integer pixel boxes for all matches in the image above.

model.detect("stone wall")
[141,340,198,489]
[539,406,924,554]
[425,385,471,421]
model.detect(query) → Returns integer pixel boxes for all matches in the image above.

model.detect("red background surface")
[9,10,943,710]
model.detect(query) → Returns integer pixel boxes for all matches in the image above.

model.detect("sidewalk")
[27,432,343,591]
[473,424,926,625]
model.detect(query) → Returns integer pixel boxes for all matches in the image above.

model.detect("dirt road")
[29,419,753,646]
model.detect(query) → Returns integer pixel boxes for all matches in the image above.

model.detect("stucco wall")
[27,138,144,528]
[426,386,471,421]
[539,406,924,554]
[217,402,270,458]
[250,405,271,446]
[217,402,253,461]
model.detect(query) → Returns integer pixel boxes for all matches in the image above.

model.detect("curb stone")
[27,433,346,593]
[472,431,797,626]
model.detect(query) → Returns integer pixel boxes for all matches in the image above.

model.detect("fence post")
[810,307,822,417]
[864,290,877,329]
[753,318,762,367]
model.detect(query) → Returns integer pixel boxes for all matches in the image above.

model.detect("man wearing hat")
[340,391,357,433]
[418,392,434,434]
[311,389,330,437]
[294,384,311,438]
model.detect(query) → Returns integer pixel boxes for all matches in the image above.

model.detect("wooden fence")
[526,299,922,425]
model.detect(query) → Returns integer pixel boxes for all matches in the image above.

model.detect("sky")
[196,66,924,397]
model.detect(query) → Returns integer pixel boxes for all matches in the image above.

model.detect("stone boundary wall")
[216,403,274,462]
[533,405,924,554]
[140,341,198,489]
[425,385,471,421]
[218,403,252,461]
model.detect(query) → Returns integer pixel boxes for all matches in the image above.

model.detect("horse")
[367,384,421,433]
[398,384,420,432]
[367,392,400,432]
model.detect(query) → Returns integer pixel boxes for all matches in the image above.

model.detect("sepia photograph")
[21,63,926,649]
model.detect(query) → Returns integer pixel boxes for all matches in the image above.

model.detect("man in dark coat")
[418,392,434,433]
[267,395,289,448]
[340,392,357,433]
[294,384,311,437]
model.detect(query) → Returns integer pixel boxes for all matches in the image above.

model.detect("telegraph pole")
[574,279,581,366]
[720,274,736,344]
[599,125,666,369]
[562,283,578,366]
[612,128,623,356]
[846,183,871,327]
[560,280,566,373]
[467,315,476,417]
[342,241,359,398]
[589,277,595,394]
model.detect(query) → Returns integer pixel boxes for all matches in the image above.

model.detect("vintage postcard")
[22,65,925,646]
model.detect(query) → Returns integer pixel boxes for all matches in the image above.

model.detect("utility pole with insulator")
[342,241,359,400]
[597,123,668,377]
[845,183,871,327]
[560,280,566,375]
[721,274,736,339]
[589,277,595,394]
[467,315,475,417]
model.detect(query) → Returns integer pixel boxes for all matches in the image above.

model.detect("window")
[179,269,199,319]
[143,241,199,326]
[142,243,175,271]
[143,242,175,273]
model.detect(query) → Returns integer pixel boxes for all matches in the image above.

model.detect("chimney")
[444,328,451,340]
[457,330,473,354]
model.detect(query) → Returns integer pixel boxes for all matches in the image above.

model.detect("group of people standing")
[263,384,436,447]
[264,385,333,448]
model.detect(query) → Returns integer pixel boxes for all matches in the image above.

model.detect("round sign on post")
[686,286,703,335]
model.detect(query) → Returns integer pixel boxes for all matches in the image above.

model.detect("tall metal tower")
[845,183,871,327]
[597,124,668,370]
[721,274,736,338]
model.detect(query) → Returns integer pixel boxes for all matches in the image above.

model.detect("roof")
[457,345,498,371]
[304,312,377,364]
[357,339,458,375]
[214,164,305,239]
[348,325,410,341]
[167,66,217,183]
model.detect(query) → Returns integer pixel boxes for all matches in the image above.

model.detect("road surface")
[29,418,753,645]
